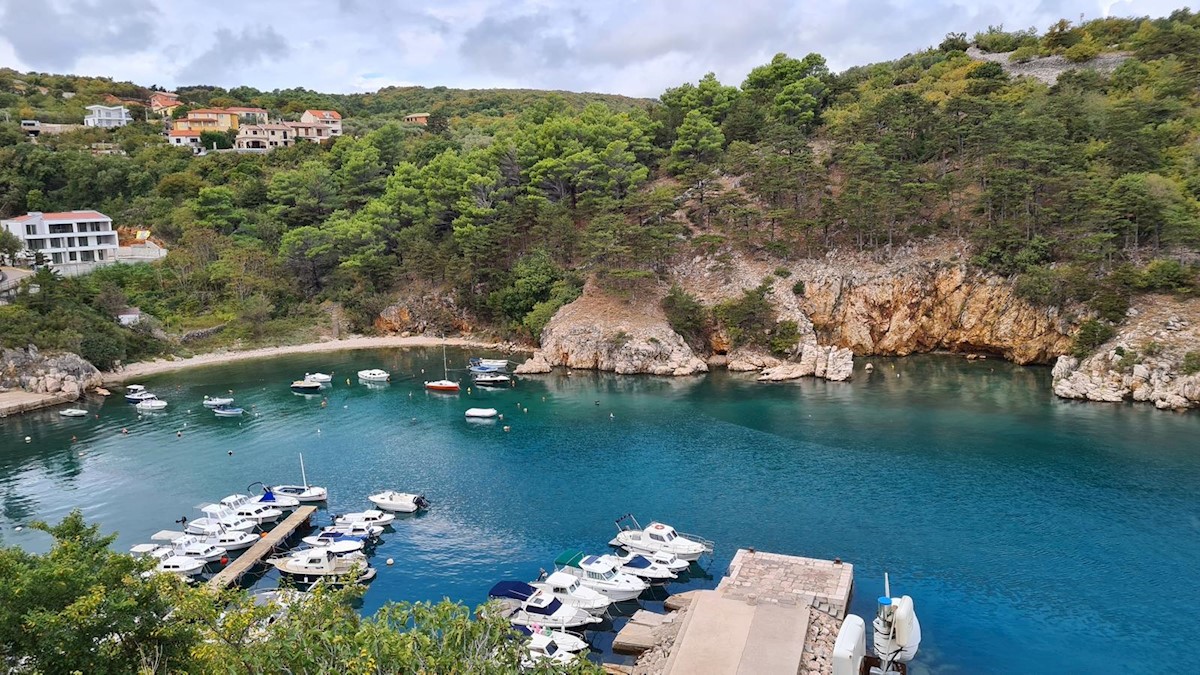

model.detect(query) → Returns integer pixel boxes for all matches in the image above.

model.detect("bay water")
[2,349,1197,673]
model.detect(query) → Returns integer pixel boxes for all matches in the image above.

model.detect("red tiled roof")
[7,210,109,222]
[225,106,268,113]
[186,108,230,115]
[305,109,341,120]
[168,129,202,137]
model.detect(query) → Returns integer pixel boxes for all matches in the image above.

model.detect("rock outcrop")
[758,344,855,382]
[0,345,102,399]
[517,282,708,376]
[1052,296,1200,410]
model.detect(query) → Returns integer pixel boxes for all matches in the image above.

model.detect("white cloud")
[0,0,1193,98]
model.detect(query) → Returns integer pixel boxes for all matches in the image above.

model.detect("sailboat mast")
[299,453,309,488]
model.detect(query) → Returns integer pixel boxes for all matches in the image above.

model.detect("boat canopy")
[622,555,653,570]
[260,488,278,502]
[554,550,587,568]
[489,580,538,601]
[526,595,564,616]
[544,571,579,587]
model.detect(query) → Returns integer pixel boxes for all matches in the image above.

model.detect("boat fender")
[220,556,229,565]
[386,558,395,566]
[503,426,511,432]
[227,450,233,456]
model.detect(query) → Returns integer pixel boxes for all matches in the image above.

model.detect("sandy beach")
[102,335,528,384]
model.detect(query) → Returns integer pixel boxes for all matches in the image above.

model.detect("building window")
[69,251,77,261]
[80,251,93,262]
[52,252,63,264]
[25,223,36,235]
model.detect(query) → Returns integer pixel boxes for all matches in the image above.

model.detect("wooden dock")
[208,505,316,590]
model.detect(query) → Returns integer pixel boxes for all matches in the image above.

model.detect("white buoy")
[386,558,395,566]
[503,425,511,432]
[24,436,31,443]
[14,526,22,531]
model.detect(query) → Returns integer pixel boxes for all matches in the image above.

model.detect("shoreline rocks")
[758,344,854,382]
[1,345,101,400]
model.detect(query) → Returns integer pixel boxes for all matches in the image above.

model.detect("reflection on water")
[1,350,1198,674]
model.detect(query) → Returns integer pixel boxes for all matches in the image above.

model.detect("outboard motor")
[872,574,921,672]
[416,495,431,509]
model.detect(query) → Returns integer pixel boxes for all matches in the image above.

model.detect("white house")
[300,109,342,138]
[84,105,133,128]
[0,211,119,276]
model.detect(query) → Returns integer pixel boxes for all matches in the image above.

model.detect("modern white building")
[0,211,119,276]
[84,105,133,128]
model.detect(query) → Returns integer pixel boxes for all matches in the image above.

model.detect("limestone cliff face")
[799,262,1074,365]
[515,282,708,376]
[0,345,102,399]
[1052,296,1200,410]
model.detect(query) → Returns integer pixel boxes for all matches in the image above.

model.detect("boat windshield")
[545,641,559,656]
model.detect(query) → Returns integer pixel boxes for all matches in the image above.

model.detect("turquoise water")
[2,349,1198,673]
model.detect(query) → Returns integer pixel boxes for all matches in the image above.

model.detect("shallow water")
[2,350,1197,673]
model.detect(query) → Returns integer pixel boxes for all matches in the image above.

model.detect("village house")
[300,109,342,137]
[235,123,294,150]
[227,107,269,124]
[173,108,240,132]
[149,91,181,117]
[403,112,430,125]
[167,129,202,148]
[0,211,119,276]
[84,105,133,128]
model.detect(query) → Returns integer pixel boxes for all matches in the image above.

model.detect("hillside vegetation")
[1,10,1199,365]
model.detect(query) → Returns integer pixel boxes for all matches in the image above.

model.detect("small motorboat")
[522,631,580,668]
[131,544,205,578]
[469,364,506,374]
[334,509,396,527]
[290,380,322,394]
[610,514,713,562]
[124,385,155,403]
[135,396,168,411]
[603,552,677,582]
[213,405,244,417]
[245,483,301,509]
[288,539,365,557]
[301,530,368,549]
[59,408,88,417]
[533,571,612,615]
[304,372,333,383]
[186,503,257,535]
[465,407,498,419]
[302,522,383,546]
[513,624,589,653]
[218,495,283,525]
[271,453,328,502]
[357,369,390,382]
[613,548,690,574]
[268,548,377,583]
[488,581,602,629]
[553,550,647,602]
[472,373,512,386]
[168,537,228,563]
[203,396,235,408]
[152,527,258,552]
[470,357,511,369]
[368,490,430,513]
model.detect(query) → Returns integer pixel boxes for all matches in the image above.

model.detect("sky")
[0,0,1193,98]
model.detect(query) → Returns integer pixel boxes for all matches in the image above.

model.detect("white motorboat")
[131,544,205,578]
[513,624,589,653]
[302,522,382,547]
[614,548,689,574]
[168,536,228,562]
[465,407,498,419]
[152,527,258,552]
[218,495,283,524]
[471,357,511,369]
[290,380,322,394]
[185,503,257,535]
[288,539,364,557]
[553,550,647,602]
[213,405,244,417]
[244,484,301,509]
[203,396,235,408]
[488,581,602,630]
[268,548,377,583]
[272,453,328,502]
[125,385,154,403]
[472,373,511,386]
[59,408,88,417]
[610,514,713,562]
[304,372,333,383]
[135,396,168,411]
[602,552,676,582]
[522,632,579,668]
[368,490,430,513]
[533,571,612,615]
[301,530,369,548]
[357,369,390,382]
[334,509,396,527]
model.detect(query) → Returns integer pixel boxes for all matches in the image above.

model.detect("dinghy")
[334,509,396,527]
[271,453,328,502]
[553,551,647,602]
[465,407,498,419]
[135,396,168,411]
[304,372,333,383]
[532,571,612,615]
[59,408,88,417]
[213,405,244,417]
[356,369,390,382]
[367,490,430,513]
[203,396,235,408]
[488,581,602,629]
[290,380,322,394]
[610,514,713,562]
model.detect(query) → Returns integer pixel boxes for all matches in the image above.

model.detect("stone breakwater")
[1,345,101,400]
[1052,296,1200,410]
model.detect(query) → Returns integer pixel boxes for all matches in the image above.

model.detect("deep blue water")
[2,349,1198,674]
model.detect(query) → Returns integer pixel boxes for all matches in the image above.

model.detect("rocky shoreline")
[1,345,102,401]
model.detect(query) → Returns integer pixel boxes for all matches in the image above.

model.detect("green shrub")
[1087,286,1131,323]
[769,320,801,356]
[1009,45,1040,63]
[792,280,805,296]
[1064,37,1101,63]
[1136,259,1193,292]
[1116,349,1139,372]
[1183,351,1200,375]
[1143,341,1164,357]
[1072,319,1115,358]
[773,267,792,278]
[662,285,709,350]
[714,283,776,348]
[973,25,1039,53]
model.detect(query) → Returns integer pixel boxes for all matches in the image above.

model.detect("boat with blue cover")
[487,581,602,629]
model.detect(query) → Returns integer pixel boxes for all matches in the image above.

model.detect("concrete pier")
[0,390,74,416]
[208,505,316,590]
[628,549,853,675]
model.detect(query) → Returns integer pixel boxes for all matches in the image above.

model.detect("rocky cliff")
[515,281,708,376]
[1052,295,1200,410]
[674,244,1074,365]
[0,345,102,399]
